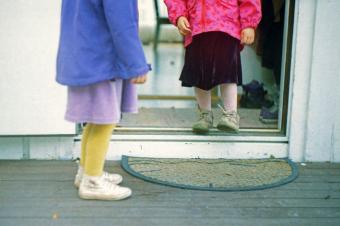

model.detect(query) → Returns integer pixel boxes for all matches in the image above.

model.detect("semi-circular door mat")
[121,156,298,191]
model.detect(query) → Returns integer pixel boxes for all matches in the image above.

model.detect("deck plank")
[1,160,340,225]
[0,218,339,226]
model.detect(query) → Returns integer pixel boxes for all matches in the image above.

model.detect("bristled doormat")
[121,156,298,191]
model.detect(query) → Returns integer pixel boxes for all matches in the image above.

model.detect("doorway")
[113,0,295,137]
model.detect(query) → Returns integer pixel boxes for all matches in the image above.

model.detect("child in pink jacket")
[164,0,261,134]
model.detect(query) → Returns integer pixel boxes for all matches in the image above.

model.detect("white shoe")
[79,174,132,201]
[74,166,123,188]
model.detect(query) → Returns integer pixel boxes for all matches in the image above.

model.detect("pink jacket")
[164,0,262,47]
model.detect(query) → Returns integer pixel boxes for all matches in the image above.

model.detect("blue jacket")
[56,0,150,86]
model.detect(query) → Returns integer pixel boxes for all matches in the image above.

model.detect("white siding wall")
[289,0,340,162]
[0,0,74,135]
[0,136,74,160]
[304,0,340,162]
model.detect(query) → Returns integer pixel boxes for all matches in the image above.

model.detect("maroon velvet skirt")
[180,31,242,91]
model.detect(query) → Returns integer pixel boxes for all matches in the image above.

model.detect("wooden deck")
[1,160,340,226]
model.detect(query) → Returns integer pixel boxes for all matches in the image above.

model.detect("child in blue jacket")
[56,0,150,201]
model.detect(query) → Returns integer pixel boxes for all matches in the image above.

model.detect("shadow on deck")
[0,160,340,226]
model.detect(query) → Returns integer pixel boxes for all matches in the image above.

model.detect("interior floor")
[120,107,276,129]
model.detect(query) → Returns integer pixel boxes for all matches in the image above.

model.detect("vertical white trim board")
[287,0,316,162]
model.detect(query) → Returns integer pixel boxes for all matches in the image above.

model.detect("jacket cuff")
[241,21,258,30]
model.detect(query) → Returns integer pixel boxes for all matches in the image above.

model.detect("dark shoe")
[240,80,272,108]
[259,106,278,124]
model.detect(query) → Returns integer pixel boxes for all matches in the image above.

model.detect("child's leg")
[192,87,213,134]
[194,87,211,111]
[217,83,239,132]
[80,123,93,167]
[84,124,115,176]
[220,83,238,111]
[79,123,131,200]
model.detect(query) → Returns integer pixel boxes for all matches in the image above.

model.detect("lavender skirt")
[65,79,138,124]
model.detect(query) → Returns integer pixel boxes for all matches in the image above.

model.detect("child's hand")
[131,74,147,84]
[240,28,255,45]
[177,16,191,36]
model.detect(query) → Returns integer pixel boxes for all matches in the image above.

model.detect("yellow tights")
[79,123,115,176]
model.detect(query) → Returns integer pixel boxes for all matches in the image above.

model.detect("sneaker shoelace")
[200,112,210,120]
[102,171,121,182]
[103,171,113,179]
[98,176,117,191]
[218,104,238,123]
[197,107,212,121]
[76,164,119,182]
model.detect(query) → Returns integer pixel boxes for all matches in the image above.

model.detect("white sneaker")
[79,174,132,201]
[74,166,123,188]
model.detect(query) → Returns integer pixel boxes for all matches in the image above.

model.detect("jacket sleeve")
[164,0,187,26]
[238,0,262,30]
[102,0,150,78]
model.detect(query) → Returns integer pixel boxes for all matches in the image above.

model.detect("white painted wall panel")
[0,138,23,159]
[304,0,340,162]
[30,137,74,160]
[0,0,74,135]
[241,47,274,89]
[289,0,340,162]
[139,0,157,25]
[333,89,340,162]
